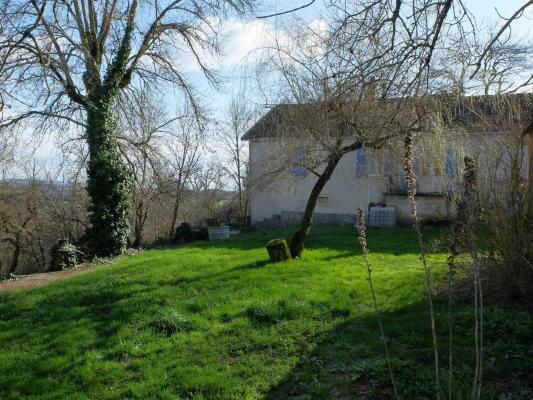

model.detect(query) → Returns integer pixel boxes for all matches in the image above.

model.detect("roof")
[242,93,533,141]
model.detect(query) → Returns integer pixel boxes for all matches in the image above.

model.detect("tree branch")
[470,1,533,78]
[257,0,316,19]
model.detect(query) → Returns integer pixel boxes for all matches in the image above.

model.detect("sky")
[8,0,533,177]
[179,0,533,119]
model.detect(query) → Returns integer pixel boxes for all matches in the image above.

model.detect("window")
[356,147,380,177]
[317,196,329,206]
[444,149,458,178]
[444,148,459,193]
[290,148,308,177]
[356,148,366,177]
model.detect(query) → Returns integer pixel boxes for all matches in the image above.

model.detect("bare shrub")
[478,135,532,309]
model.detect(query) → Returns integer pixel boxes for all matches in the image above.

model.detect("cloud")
[217,18,283,66]
[174,17,328,72]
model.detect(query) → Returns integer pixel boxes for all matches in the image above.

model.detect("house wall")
[384,194,453,226]
[247,132,528,227]
[248,139,389,225]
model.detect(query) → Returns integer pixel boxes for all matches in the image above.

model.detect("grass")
[0,226,531,399]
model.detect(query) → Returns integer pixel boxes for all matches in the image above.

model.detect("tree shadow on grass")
[0,282,155,377]
[263,300,533,400]
[167,259,272,288]
[0,254,275,361]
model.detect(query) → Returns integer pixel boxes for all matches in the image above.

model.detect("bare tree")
[166,113,204,237]
[220,96,254,217]
[0,194,35,273]
[189,160,227,221]
[252,5,531,400]
[253,15,429,258]
[0,157,87,273]
[118,88,173,247]
[326,0,533,210]
[432,29,533,95]
[0,0,255,256]
[252,0,533,256]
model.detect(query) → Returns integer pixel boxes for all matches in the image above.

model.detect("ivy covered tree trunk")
[83,10,135,258]
[85,94,132,257]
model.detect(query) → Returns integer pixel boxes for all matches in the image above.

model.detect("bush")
[174,222,193,243]
[49,239,78,271]
[0,273,17,282]
[266,238,291,262]
[481,203,533,309]
[475,140,532,310]
[193,227,209,241]
[438,141,533,310]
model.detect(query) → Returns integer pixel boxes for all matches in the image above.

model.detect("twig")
[462,156,483,400]
[357,209,400,399]
[404,132,441,399]
[257,0,316,19]
[470,1,533,78]
[446,224,459,400]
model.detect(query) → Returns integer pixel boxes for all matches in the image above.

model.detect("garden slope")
[0,227,531,399]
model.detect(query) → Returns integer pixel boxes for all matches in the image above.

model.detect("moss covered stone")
[266,239,291,262]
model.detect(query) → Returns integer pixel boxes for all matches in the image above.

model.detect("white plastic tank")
[368,206,396,228]
[208,225,230,240]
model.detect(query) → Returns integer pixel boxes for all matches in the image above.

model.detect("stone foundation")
[254,211,356,228]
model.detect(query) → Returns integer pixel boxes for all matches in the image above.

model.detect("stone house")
[242,94,532,227]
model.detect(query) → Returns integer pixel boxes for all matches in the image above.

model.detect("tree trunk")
[289,154,343,258]
[237,163,243,216]
[132,198,145,248]
[85,96,132,257]
[9,235,22,274]
[169,169,184,238]
[236,132,243,216]
[527,130,533,262]
[526,130,533,219]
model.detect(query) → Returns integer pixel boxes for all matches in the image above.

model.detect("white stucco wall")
[384,194,453,226]
[247,132,528,226]
[248,139,389,224]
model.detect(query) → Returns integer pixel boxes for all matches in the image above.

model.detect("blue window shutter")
[290,149,308,177]
[356,148,366,177]
[444,149,458,193]
[444,149,457,177]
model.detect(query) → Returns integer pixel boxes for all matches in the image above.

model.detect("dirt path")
[0,263,102,293]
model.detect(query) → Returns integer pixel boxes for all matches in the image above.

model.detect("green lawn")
[0,227,531,399]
